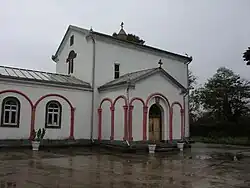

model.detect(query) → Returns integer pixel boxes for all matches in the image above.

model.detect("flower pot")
[148,144,156,154]
[31,141,40,151]
[177,142,184,151]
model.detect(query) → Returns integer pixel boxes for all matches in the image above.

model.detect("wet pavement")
[0,143,250,188]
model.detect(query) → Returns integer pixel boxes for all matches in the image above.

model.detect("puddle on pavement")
[0,143,249,187]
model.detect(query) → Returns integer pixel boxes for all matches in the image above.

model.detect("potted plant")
[148,140,156,154]
[177,139,185,151]
[30,128,46,151]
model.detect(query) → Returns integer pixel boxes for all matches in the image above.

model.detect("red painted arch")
[99,98,113,108]
[128,97,146,141]
[0,90,33,107]
[0,90,34,139]
[146,93,172,141]
[146,92,170,107]
[34,94,75,139]
[171,101,183,110]
[113,95,128,106]
[98,97,113,140]
[113,95,128,140]
[34,94,73,108]
[129,97,145,107]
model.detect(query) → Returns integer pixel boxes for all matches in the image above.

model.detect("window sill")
[0,124,19,128]
[45,125,61,129]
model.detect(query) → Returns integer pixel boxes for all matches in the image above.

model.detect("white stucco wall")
[54,28,190,140]
[56,30,93,84]
[94,40,188,88]
[55,30,188,90]
[98,73,186,141]
[0,81,91,140]
[130,73,184,141]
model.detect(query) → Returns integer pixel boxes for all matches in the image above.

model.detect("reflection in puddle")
[0,144,249,187]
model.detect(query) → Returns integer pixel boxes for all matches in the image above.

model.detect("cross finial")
[120,22,124,29]
[158,59,163,68]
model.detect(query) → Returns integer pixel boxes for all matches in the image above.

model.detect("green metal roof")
[0,65,91,89]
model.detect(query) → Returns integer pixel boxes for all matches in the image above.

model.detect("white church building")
[0,24,192,143]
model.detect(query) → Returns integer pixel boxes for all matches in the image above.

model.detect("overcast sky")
[1,0,250,84]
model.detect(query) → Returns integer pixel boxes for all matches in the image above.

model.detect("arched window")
[1,97,21,127]
[45,100,62,129]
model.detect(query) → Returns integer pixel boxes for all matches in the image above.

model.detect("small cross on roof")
[158,59,163,68]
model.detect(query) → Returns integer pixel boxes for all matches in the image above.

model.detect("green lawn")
[191,136,250,146]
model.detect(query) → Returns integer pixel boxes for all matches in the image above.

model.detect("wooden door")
[149,117,161,141]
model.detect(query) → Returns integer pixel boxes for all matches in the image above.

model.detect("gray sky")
[1,0,250,85]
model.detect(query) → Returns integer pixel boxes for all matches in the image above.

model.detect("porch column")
[98,108,102,141]
[110,106,115,140]
[143,106,148,141]
[123,105,128,140]
[169,109,173,142]
[69,107,75,139]
[29,107,36,139]
[180,109,184,139]
[128,105,134,141]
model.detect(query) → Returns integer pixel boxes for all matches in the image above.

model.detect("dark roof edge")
[0,75,92,91]
[98,68,187,92]
[52,25,193,63]
[98,82,135,92]
[93,31,192,63]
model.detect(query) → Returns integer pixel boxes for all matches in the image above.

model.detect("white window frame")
[45,101,61,128]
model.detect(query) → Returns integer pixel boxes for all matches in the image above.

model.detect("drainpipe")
[125,78,131,147]
[86,29,96,142]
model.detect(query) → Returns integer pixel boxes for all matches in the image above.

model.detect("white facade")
[0,80,92,140]
[0,25,191,141]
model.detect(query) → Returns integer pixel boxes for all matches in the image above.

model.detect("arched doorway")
[149,104,163,141]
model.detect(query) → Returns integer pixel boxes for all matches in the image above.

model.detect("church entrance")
[149,104,162,141]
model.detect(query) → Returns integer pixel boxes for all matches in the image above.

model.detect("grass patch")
[192,136,250,146]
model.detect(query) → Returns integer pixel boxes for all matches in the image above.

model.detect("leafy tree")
[188,70,197,90]
[243,47,250,65]
[197,67,250,122]
[188,70,201,123]
[112,32,145,45]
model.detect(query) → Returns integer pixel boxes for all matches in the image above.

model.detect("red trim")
[30,108,35,139]
[146,93,171,141]
[146,92,170,107]
[129,97,145,141]
[0,90,34,139]
[98,98,113,140]
[143,106,148,140]
[99,98,113,108]
[129,97,145,106]
[123,105,128,140]
[128,105,134,141]
[113,95,128,140]
[69,108,75,139]
[34,94,75,139]
[98,108,102,140]
[113,95,128,106]
[171,101,183,110]
[0,90,33,107]
[110,106,115,140]
[169,110,173,141]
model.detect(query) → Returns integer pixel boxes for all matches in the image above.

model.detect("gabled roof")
[98,67,187,92]
[0,65,91,89]
[52,25,192,63]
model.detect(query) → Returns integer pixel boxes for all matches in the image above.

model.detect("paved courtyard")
[0,143,250,188]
